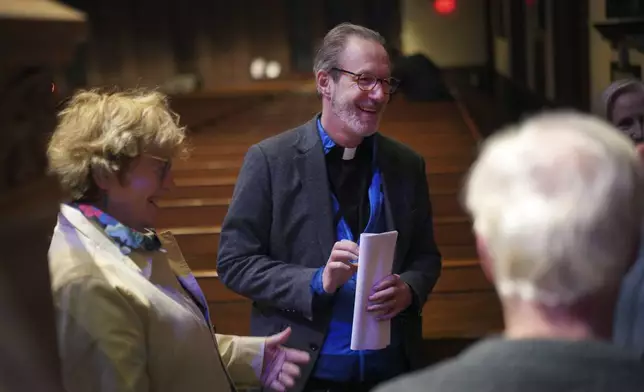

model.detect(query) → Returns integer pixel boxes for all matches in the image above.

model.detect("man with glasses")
[217,22,442,392]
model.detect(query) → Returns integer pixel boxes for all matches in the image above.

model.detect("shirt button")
[309,343,319,351]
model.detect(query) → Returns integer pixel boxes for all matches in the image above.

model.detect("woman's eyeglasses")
[144,154,172,181]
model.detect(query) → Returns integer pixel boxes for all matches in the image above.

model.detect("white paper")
[350,230,398,351]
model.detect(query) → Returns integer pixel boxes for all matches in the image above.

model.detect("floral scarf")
[74,203,162,255]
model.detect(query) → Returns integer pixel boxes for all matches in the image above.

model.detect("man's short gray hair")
[313,22,386,77]
[464,111,644,306]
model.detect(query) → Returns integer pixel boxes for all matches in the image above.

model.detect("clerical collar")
[342,147,356,160]
[316,117,362,161]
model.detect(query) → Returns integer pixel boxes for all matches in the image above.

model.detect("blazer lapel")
[294,115,335,267]
[59,204,143,273]
[376,135,410,271]
[157,230,211,324]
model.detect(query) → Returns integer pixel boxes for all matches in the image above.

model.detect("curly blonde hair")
[47,88,188,200]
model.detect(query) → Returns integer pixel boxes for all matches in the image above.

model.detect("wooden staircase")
[159,90,504,340]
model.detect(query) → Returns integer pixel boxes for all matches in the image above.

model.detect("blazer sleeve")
[215,334,264,388]
[53,276,149,392]
[399,156,443,310]
[217,144,323,319]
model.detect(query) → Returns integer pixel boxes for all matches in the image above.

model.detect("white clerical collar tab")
[342,147,357,160]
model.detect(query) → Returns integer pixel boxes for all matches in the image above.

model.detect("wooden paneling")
[65,0,295,90]
[0,2,86,389]
[61,0,403,92]
[423,291,503,338]
[209,300,253,335]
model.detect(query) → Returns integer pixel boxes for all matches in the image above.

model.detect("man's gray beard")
[331,95,373,136]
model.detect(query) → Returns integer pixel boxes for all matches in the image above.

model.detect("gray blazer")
[613,238,644,359]
[217,115,442,391]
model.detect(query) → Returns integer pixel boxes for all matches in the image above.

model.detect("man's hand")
[261,327,310,391]
[322,240,359,293]
[367,274,412,320]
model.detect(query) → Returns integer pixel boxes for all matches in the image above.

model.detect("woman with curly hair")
[46,88,309,392]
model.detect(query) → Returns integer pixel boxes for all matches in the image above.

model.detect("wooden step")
[195,259,491,303]
[173,154,472,172]
[180,243,479,272]
[173,159,244,171]
[163,187,466,212]
[169,172,466,198]
[174,176,237,187]
[436,260,491,292]
[422,291,502,338]
[181,243,478,272]
[164,181,236,199]
[165,216,474,269]
[190,132,476,148]
[196,259,501,337]
[439,244,478,259]
[380,119,471,132]
[188,145,250,156]
[205,292,503,338]
[431,189,466,217]
[156,198,230,228]
[170,162,471,180]
[187,150,247,161]
[172,167,240,178]
[157,189,466,227]
[186,142,476,160]
[433,217,474,245]
[427,172,466,190]
[169,168,467,187]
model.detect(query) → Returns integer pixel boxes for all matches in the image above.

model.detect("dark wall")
[60,0,401,91]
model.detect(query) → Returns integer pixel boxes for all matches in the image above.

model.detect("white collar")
[342,147,357,160]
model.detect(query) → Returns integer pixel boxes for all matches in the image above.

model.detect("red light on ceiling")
[434,0,456,15]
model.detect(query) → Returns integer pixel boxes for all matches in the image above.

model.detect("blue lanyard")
[316,118,383,245]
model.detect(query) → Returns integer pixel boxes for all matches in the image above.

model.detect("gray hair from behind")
[464,110,644,306]
[313,22,386,78]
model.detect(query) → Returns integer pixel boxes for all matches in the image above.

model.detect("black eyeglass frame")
[331,67,401,95]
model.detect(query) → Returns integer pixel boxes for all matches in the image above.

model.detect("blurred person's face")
[611,90,644,144]
[94,153,173,231]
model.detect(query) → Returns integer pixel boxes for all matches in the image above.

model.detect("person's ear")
[316,70,333,99]
[476,234,495,284]
[92,165,116,191]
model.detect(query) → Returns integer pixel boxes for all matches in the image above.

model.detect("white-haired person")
[46,88,309,392]
[374,111,644,392]
[600,79,644,358]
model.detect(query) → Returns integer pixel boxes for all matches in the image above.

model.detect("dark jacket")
[217,115,442,391]
[374,337,644,392]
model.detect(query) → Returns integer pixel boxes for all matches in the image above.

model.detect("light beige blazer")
[48,204,265,392]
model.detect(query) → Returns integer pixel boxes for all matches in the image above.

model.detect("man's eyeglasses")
[331,67,400,95]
